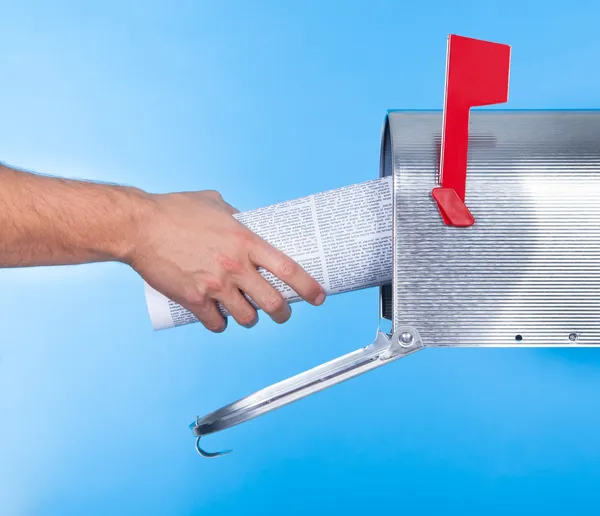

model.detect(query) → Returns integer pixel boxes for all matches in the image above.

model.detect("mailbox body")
[381,110,600,347]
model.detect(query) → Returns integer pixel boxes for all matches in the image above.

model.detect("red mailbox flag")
[432,34,511,227]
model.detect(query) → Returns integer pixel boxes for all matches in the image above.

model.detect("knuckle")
[217,254,244,275]
[278,258,298,279]
[264,295,285,313]
[204,189,223,201]
[234,230,254,249]
[203,276,225,295]
[182,285,207,306]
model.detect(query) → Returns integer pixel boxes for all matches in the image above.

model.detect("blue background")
[2,1,600,514]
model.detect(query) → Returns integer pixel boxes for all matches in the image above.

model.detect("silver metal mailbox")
[191,109,600,457]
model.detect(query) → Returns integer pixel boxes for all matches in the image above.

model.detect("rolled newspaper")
[144,176,393,330]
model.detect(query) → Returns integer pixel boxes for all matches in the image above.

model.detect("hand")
[128,190,326,332]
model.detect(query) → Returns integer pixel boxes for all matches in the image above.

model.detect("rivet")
[569,333,578,342]
[400,332,413,345]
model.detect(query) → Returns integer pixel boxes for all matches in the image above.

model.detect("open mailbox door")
[191,35,600,457]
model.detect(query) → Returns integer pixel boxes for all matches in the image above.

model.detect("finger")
[218,288,259,328]
[248,241,326,306]
[181,298,227,333]
[237,269,292,324]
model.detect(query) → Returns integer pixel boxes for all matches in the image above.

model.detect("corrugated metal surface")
[388,110,600,347]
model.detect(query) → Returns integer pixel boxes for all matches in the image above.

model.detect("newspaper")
[144,176,393,330]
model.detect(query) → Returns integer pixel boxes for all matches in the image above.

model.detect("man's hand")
[0,164,326,332]
[128,190,326,332]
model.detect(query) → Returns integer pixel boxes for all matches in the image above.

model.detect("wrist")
[107,185,157,265]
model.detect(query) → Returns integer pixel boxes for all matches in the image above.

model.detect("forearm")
[0,164,151,267]
[0,161,326,332]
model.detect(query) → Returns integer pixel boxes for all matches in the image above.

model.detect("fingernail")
[214,318,228,333]
[244,316,258,329]
[274,304,291,324]
[315,291,326,305]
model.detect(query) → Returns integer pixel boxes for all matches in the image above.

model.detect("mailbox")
[189,36,600,457]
